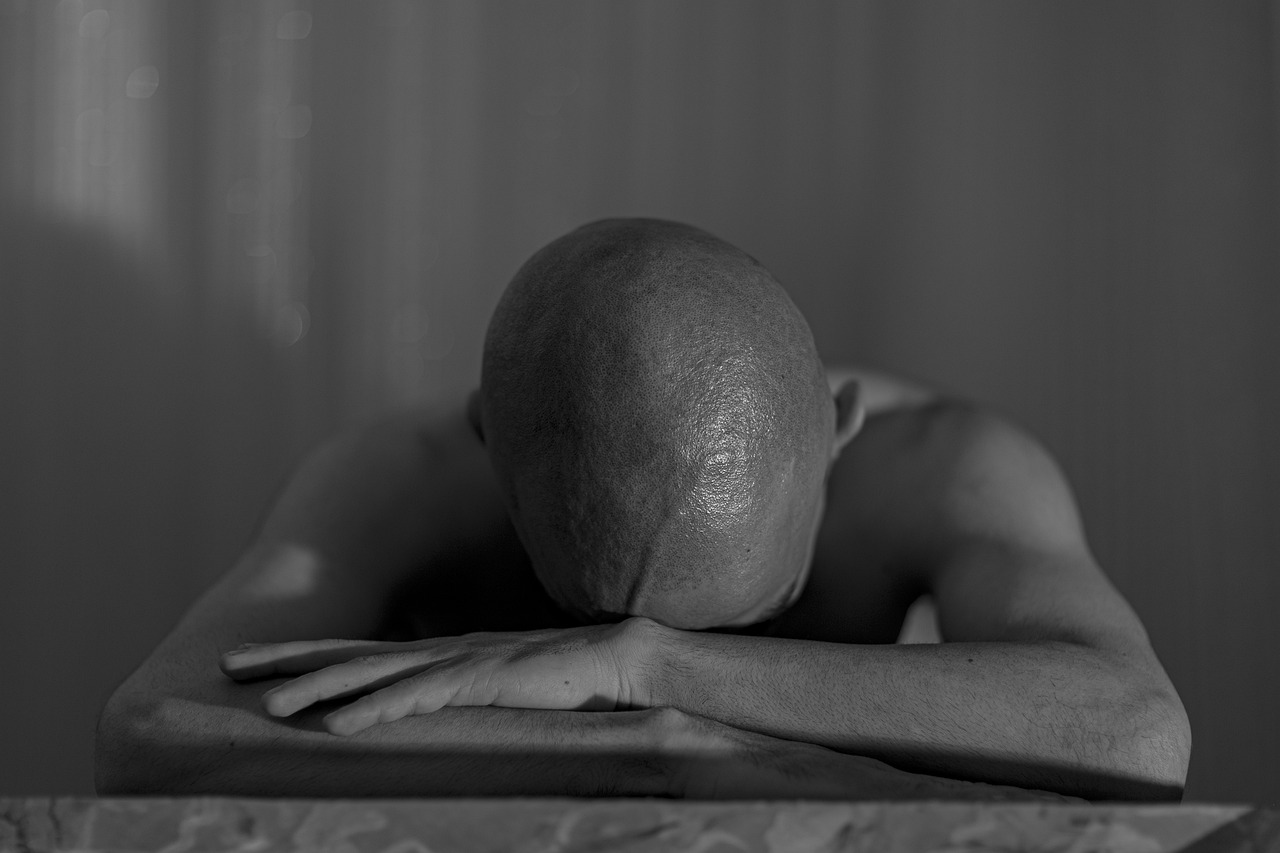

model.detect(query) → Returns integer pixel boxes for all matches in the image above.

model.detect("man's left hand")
[219,618,658,735]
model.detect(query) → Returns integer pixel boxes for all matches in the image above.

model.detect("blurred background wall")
[1,0,1277,802]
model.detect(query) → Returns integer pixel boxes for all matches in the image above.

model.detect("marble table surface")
[1,798,1277,853]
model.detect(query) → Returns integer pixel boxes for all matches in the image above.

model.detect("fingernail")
[324,714,353,736]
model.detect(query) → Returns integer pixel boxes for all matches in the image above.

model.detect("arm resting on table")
[97,680,1072,800]
[98,684,675,797]
[640,405,1190,801]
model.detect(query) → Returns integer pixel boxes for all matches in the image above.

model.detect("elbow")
[1134,687,1192,797]
[1096,683,1191,802]
[95,693,139,794]
[95,691,182,796]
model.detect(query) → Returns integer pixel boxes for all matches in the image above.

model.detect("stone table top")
[1,798,1277,853]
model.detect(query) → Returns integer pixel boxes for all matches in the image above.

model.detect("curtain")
[2,0,1277,802]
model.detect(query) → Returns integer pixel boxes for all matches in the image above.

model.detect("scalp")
[481,219,832,626]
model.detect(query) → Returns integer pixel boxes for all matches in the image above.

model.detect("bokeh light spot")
[125,66,160,99]
[78,8,108,38]
[276,105,312,139]
[273,302,310,347]
[276,10,312,39]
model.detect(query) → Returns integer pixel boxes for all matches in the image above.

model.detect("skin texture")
[479,219,838,628]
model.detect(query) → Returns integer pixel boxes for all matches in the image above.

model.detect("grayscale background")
[1,1,1277,803]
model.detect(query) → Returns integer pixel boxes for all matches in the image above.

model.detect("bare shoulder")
[833,397,1162,652]
[901,401,1087,557]
[831,395,1087,560]
[801,384,1080,645]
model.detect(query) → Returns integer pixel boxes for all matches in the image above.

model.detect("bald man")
[97,219,1190,802]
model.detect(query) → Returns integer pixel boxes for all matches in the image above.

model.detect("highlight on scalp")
[479,218,834,629]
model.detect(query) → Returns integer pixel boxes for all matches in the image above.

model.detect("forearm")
[98,682,673,797]
[96,637,1066,801]
[643,625,1186,800]
[98,683,1070,801]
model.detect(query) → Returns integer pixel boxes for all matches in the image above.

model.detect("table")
[1,798,1276,852]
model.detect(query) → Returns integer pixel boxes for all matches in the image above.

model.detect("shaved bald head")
[478,218,838,629]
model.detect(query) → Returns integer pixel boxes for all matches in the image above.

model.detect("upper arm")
[160,411,468,652]
[914,406,1155,661]
[912,406,1192,784]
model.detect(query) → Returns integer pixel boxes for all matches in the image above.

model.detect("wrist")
[614,615,678,709]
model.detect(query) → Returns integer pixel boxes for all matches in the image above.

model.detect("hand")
[219,618,658,735]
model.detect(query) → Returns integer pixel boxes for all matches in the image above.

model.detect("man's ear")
[466,389,485,444]
[831,379,866,460]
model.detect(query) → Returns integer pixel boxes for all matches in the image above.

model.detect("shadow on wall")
[0,208,278,794]
[0,208,191,793]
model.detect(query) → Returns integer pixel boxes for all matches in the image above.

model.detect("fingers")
[261,652,442,718]
[321,672,459,736]
[219,638,396,681]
